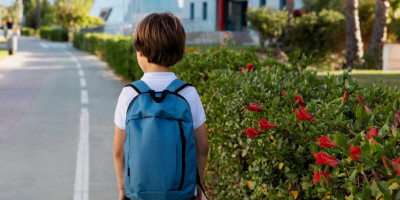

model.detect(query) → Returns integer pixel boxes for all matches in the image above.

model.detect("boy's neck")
[144,63,170,73]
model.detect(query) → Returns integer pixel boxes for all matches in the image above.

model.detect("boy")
[113,12,209,200]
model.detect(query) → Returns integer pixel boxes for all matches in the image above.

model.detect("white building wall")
[182,0,217,33]
[248,0,303,10]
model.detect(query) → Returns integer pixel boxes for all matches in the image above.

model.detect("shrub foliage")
[73,32,400,199]
[39,27,68,41]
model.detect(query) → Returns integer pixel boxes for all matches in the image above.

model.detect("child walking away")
[113,12,209,200]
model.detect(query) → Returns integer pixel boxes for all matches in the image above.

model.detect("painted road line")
[80,78,87,88]
[64,50,90,200]
[81,90,89,104]
[39,42,49,49]
[73,107,90,200]
[78,70,85,77]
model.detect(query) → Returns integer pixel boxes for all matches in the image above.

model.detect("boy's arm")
[194,123,209,183]
[113,126,126,199]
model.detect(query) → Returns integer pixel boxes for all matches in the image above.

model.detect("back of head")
[133,12,186,67]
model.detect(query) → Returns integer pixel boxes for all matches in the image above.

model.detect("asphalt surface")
[0,36,124,199]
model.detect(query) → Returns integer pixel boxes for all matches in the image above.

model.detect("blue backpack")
[124,79,197,200]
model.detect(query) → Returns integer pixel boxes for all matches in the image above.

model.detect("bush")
[179,45,400,199]
[73,32,141,80]
[246,7,288,49]
[73,32,400,199]
[282,9,345,58]
[39,27,68,42]
[21,27,36,36]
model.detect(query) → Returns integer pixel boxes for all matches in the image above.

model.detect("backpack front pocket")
[129,117,183,192]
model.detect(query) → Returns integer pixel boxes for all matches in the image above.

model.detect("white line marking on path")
[78,70,85,77]
[80,78,87,87]
[39,42,49,49]
[81,90,89,104]
[64,50,90,200]
[73,107,90,200]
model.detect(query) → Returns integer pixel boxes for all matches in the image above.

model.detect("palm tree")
[287,0,295,24]
[345,0,364,68]
[368,0,390,54]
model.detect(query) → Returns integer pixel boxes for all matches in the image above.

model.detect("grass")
[317,70,400,88]
[0,48,8,61]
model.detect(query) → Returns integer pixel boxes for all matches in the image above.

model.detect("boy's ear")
[138,51,144,57]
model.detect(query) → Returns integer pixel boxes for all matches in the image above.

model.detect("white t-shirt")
[114,72,206,131]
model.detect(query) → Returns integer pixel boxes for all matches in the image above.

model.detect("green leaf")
[362,183,372,198]
[371,181,378,196]
[350,169,358,183]
[396,190,400,200]
[377,181,391,198]
[334,132,348,148]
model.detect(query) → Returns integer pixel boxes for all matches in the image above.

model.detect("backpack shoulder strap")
[125,80,151,94]
[165,79,192,94]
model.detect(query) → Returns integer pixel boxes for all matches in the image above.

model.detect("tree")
[53,0,95,28]
[368,0,390,54]
[287,0,295,24]
[247,7,288,49]
[345,0,364,68]
[35,0,40,29]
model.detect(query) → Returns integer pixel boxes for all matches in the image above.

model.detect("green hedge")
[73,32,141,80]
[21,27,36,36]
[39,27,69,42]
[73,32,400,199]
[282,9,345,57]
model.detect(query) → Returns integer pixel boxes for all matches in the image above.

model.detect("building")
[90,0,183,35]
[182,0,303,32]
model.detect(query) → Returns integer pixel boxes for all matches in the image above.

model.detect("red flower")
[267,65,270,70]
[296,108,315,121]
[367,127,379,144]
[282,90,288,96]
[357,94,365,104]
[246,103,261,112]
[364,105,371,113]
[247,63,253,71]
[349,145,362,160]
[245,127,260,138]
[313,170,331,186]
[225,31,230,35]
[392,158,400,175]
[354,103,358,106]
[239,67,245,72]
[298,64,301,70]
[313,152,340,167]
[342,91,348,103]
[293,94,306,108]
[333,66,339,70]
[395,110,400,128]
[222,37,227,41]
[259,119,276,130]
[316,135,336,148]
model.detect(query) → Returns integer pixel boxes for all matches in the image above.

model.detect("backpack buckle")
[149,90,169,103]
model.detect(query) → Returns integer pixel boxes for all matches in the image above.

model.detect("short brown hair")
[133,12,186,67]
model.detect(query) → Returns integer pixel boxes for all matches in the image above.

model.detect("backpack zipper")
[178,120,186,190]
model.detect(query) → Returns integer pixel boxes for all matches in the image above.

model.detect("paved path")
[0,37,124,199]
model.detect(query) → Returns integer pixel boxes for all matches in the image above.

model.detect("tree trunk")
[35,0,41,29]
[368,0,390,54]
[287,0,295,24]
[345,0,364,69]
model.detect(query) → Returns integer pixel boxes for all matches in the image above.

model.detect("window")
[260,0,266,7]
[280,0,286,10]
[202,2,207,20]
[190,3,195,20]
